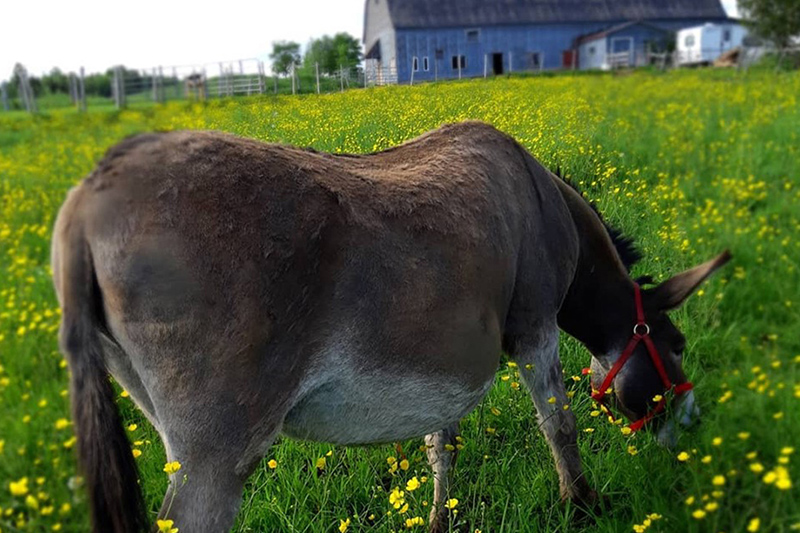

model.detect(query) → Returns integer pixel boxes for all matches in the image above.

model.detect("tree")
[42,68,69,94]
[270,41,301,76]
[302,33,362,75]
[738,0,800,48]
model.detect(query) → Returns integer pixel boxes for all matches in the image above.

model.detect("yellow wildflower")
[163,461,182,475]
[9,478,28,496]
[157,519,179,533]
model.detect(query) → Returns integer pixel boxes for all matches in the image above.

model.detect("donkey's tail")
[52,191,148,533]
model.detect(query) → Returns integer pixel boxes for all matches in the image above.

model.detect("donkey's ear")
[650,250,732,311]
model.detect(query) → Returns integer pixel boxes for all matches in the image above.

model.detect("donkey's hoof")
[567,490,612,521]
[428,510,451,533]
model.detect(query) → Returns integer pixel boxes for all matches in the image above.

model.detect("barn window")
[588,46,596,55]
[685,35,695,47]
[723,29,731,41]
[412,56,419,72]
[423,57,429,71]
[452,55,466,69]
[527,52,542,69]
[466,29,480,43]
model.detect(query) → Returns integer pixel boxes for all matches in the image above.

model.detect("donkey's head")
[588,251,731,446]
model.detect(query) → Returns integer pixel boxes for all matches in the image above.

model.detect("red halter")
[589,283,693,432]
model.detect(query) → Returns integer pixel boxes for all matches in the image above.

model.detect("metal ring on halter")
[633,323,650,336]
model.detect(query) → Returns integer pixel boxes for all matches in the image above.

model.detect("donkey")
[51,121,729,533]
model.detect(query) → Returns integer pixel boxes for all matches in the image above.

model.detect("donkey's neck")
[551,176,632,354]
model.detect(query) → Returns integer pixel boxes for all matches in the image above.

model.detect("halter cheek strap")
[588,283,693,432]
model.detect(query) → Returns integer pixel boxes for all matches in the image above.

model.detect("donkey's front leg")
[424,423,460,533]
[513,326,595,505]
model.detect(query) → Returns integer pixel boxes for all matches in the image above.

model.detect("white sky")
[2,0,738,82]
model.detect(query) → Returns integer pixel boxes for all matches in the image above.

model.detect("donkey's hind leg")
[512,324,595,505]
[155,410,282,533]
[424,422,460,533]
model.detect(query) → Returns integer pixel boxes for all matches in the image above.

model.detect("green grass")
[0,69,798,532]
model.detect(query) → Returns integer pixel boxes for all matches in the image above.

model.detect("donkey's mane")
[554,168,641,272]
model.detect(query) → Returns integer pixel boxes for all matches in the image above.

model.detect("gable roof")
[385,0,727,28]
[575,20,672,45]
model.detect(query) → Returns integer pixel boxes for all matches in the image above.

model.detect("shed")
[576,21,673,70]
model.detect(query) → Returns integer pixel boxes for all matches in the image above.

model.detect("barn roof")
[575,20,672,45]
[385,0,728,28]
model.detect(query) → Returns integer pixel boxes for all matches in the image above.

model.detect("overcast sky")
[2,0,738,82]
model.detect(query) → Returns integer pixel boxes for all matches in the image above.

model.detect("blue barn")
[363,0,730,82]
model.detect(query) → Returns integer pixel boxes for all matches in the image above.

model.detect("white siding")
[578,37,607,70]
[676,23,748,64]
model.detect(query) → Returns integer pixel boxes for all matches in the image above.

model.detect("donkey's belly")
[282,370,493,444]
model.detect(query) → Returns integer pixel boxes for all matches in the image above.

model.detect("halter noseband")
[589,283,693,432]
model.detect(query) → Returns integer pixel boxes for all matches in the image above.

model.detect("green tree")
[42,68,69,94]
[302,33,362,75]
[270,41,301,76]
[738,0,800,48]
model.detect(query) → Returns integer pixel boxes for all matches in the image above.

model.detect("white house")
[676,22,748,64]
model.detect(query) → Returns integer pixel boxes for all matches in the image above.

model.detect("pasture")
[1,69,798,532]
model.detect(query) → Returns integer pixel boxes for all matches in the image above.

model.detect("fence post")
[258,61,265,94]
[113,67,121,108]
[291,64,296,95]
[1,82,8,111]
[458,56,462,79]
[509,51,513,73]
[340,65,344,92]
[484,54,488,78]
[152,67,158,102]
[20,67,37,113]
[68,73,77,104]
[409,59,415,86]
[315,62,320,94]
[158,66,164,102]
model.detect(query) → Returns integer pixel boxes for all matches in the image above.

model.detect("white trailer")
[676,23,748,65]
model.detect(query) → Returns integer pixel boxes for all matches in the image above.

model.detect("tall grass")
[0,69,798,532]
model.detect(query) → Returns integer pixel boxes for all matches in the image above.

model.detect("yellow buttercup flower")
[163,461,182,475]
[157,519,179,533]
[9,477,29,496]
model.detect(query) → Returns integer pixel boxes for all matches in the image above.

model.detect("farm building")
[675,22,748,65]
[576,21,674,70]
[363,0,731,82]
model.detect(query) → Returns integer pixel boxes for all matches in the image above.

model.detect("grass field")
[1,69,798,533]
